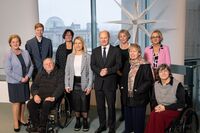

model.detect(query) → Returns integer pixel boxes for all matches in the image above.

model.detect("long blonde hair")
[72,36,87,54]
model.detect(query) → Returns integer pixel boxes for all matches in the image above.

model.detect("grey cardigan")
[5,49,33,83]
[65,52,93,91]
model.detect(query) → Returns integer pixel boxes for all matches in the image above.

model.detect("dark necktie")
[103,47,106,64]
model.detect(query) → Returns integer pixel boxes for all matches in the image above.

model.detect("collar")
[150,44,163,49]
[158,77,173,86]
[101,44,110,49]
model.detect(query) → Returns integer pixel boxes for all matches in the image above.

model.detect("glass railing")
[171,58,200,116]
[0,68,6,81]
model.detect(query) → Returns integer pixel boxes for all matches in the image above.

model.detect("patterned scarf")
[128,57,146,97]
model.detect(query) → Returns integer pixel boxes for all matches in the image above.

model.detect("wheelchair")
[27,92,73,133]
[166,86,199,133]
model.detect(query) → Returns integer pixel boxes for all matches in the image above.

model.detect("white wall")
[0,0,39,74]
[0,0,39,103]
[149,0,186,65]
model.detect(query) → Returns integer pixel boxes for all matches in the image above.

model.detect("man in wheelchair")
[145,64,185,133]
[27,58,64,133]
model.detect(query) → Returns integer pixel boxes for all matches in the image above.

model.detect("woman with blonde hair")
[65,36,93,132]
[144,30,171,79]
[5,34,33,132]
[116,29,131,121]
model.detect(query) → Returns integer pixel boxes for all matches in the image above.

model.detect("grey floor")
[0,103,125,133]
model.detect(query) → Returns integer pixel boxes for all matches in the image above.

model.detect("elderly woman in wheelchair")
[145,64,185,133]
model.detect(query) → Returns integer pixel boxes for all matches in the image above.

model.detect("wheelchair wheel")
[57,95,71,128]
[181,108,199,133]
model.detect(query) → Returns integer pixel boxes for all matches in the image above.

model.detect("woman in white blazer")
[65,36,93,132]
[5,34,33,132]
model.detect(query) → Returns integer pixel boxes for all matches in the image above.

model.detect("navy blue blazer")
[25,37,53,72]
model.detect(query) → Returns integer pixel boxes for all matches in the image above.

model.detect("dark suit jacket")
[25,37,53,72]
[121,62,154,106]
[31,67,64,100]
[91,45,121,91]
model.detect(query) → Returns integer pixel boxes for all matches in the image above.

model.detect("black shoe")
[14,128,20,132]
[26,126,39,132]
[38,126,46,133]
[118,116,124,121]
[74,118,81,131]
[18,120,28,126]
[82,118,89,132]
[95,126,107,133]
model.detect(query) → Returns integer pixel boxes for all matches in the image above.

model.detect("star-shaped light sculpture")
[108,0,158,43]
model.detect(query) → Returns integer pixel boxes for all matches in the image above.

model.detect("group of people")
[4,22,185,133]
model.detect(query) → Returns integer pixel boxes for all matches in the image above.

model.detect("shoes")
[74,117,81,131]
[82,118,89,132]
[18,120,28,126]
[38,126,46,133]
[14,128,20,132]
[95,126,107,133]
[26,126,39,132]
[118,115,124,121]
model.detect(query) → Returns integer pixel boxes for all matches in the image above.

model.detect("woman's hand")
[65,87,72,93]
[84,88,92,95]
[155,104,165,112]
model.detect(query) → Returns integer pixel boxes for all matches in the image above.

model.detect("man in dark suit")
[25,23,53,81]
[91,30,121,133]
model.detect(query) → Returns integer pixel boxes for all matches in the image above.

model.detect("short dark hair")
[157,64,172,82]
[62,29,74,39]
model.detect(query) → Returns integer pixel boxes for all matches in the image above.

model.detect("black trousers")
[124,106,146,133]
[95,88,116,130]
[27,99,56,127]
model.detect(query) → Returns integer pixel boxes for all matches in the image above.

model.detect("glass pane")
[96,0,122,46]
[38,0,91,54]
[96,0,147,48]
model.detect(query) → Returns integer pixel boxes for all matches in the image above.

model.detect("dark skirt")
[8,83,30,103]
[71,76,90,112]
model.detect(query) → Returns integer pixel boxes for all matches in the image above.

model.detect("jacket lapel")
[81,53,86,73]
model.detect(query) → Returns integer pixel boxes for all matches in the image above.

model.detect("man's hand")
[100,68,108,77]
[45,97,55,102]
[34,95,41,104]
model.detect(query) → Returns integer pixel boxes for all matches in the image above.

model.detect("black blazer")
[91,45,121,91]
[121,62,154,106]
[25,37,53,72]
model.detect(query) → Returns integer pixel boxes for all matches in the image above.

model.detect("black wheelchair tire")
[57,96,71,128]
[181,108,199,133]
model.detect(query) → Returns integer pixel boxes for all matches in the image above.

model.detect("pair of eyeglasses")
[151,36,160,39]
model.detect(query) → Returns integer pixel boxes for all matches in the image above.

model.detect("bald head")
[99,30,110,46]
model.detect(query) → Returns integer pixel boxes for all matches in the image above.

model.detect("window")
[38,0,91,54]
